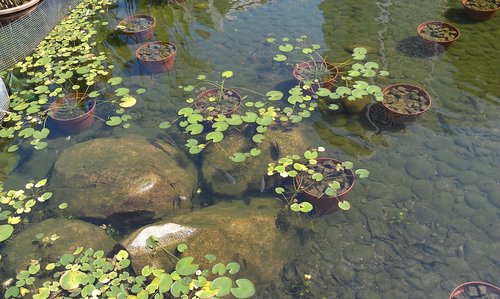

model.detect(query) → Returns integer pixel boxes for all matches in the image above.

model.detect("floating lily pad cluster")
[0,0,145,152]
[4,243,255,299]
[419,24,459,42]
[268,147,369,212]
[0,178,52,261]
[268,35,389,111]
[464,0,500,10]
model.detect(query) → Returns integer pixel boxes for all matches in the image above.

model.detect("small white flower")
[279,171,289,178]
[195,270,202,276]
[317,146,325,152]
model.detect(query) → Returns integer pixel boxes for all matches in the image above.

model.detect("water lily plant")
[267,35,389,112]
[0,0,145,152]
[159,71,286,163]
[3,243,256,299]
[267,146,369,212]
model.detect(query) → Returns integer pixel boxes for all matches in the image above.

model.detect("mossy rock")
[122,197,288,283]
[0,218,115,275]
[50,136,197,226]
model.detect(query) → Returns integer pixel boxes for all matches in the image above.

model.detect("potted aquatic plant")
[0,0,41,16]
[117,14,156,42]
[448,281,500,299]
[136,41,177,73]
[269,35,389,113]
[159,71,285,162]
[462,0,500,20]
[48,93,96,133]
[267,146,369,215]
[381,83,432,122]
[417,21,460,47]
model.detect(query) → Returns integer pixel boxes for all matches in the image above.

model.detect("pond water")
[1,0,500,298]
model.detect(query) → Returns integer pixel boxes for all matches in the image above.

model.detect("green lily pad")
[175,257,199,276]
[59,270,86,291]
[221,71,233,78]
[212,263,226,275]
[107,77,123,85]
[120,96,136,108]
[206,131,224,143]
[266,90,284,101]
[231,279,255,298]
[355,169,370,178]
[338,200,351,211]
[279,44,294,52]
[273,54,287,62]
[106,116,122,126]
[186,123,204,135]
[0,224,14,242]
[211,277,233,297]
[230,152,246,163]
[226,262,240,274]
[159,121,171,129]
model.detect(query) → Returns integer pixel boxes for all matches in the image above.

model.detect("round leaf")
[211,277,233,297]
[231,279,255,298]
[0,224,14,242]
[120,96,136,108]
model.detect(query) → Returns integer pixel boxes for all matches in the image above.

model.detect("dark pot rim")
[135,41,177,63]
[0,0,41,16]
[292,60,339,85]
[119,14,156,34]
[381,83,432,116]
[48,93,96,122]
[462,0,500,12]
[448,281,500,299]
[295,157,355,200]
[417,21,460,43]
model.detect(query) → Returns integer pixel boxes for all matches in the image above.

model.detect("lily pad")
[120,96,137,108]
[0,224,14,242]
[231,279,255,298]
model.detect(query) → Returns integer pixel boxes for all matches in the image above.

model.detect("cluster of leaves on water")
[0,0,145,152]
[0,178,52,261]
[4,242,255,299]
[267,147,369,212]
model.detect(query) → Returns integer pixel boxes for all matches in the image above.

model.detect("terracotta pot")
[462,0,500,20]
[295,158,355,215]
[381,84,432,122]
[0,0,41,15]
[417,21,460,48]
[194,88,242,118]
[118,14,156,43]
[48,93,96,133]
[448,281,500,299]
[136,41,177,73]
[292,60,339,91]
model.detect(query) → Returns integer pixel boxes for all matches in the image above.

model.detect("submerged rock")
[122,197,287,282]
[50,136,197,226]
[1,218,115,275]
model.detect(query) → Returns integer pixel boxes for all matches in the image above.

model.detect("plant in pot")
[0,0,41,16]
[462,0,500,21]
[381,83,432,122]
[417,21,460,47]
[268,35,389,113]
[159,71,286,162]
[47,92,96,133]
[136,41,177,73]
[448,281,500,299]
[117,14,156,43]
[267,146,369,215]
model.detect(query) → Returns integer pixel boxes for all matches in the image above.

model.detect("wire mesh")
[0,0,84,72]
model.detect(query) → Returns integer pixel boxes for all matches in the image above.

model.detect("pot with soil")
[296,158,355,215]
[118,14,156,43]
[381,84,431,122]
[136,41,177,73]
[462,0,500,20]
[0,0,41,16]
[48,93,96,133]
[417,21,460,47]
[194,88,242,118]
[448,281,500,299]
[292,60,339,91]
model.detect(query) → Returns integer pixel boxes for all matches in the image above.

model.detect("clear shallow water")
[1,0,500,298]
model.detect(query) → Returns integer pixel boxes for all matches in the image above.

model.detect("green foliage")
[0,0,146,151]
[0,178,52,259]
[5,243,256,299]
[267,147,369,213]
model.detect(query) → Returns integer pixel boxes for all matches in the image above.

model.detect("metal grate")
[0,0,84,71]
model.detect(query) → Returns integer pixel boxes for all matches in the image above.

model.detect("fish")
[158,132,178,148]
[214,167,236,184]
[260,175,266,192]
[465,95,482,112]
[436,113,455,135]
[150,141,170,154]
[270,140,280,160]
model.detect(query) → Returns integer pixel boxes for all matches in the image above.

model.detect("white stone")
[128,223,196,249]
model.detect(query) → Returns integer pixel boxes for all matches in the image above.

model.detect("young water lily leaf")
[136,88,146,94]
[115,87,130,96]
[231,279,255,298]
[170,280,189,297]
[226,262,240,274]
[355,169,370,178]
[266,37,276,43]
[120,96,136,108]
[0,224,14,242]
[312,172,323,181]
[212,263,226,275]
[365,62,379,69]
[87,91,100,98]
[252,134,265,144]
[299,202,313,213]
[177,243,188,253]
[59,270,86,290]
[241,112,258,123]
[107,77,123,85]
[315,88,331,97]
[230,153,246,163]
[336,86,351,96]
[225,115,243,126]
[106,116,122,126]
[175,257,199,276]
[273,54,287,62]
[302,47,313,54]
[379,70,389,76]
[211,276,233,297]
[58,203,68,209]
[221,71,233,78]
[266,90,284,101]
[186,123,204,135]
[338,200,351,211]
[34,142,48,150]
[206,131,224,143]
[342,161,354,169]
[275,187,285,194]
[328,104,340,110]
[32,128,50,139]
[290,203,300,212]
[197,75,206,80]
[362,69,377,77]
[279,44,294,52]
[250,148,261,156]
[159,121,171,129]
[366,85,382,95]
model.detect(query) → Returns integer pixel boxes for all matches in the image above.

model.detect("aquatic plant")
[267,35,389,111]
[267,147,369,212]
[159,71,286,163]
[0,178,52,261]
[3,243,255,298]
[0,0,145,152]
